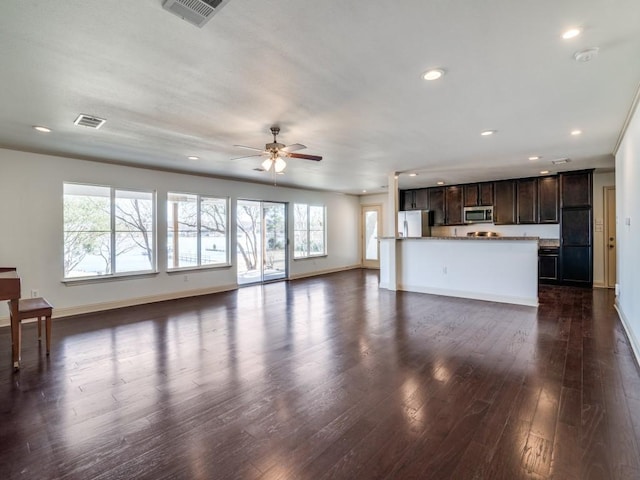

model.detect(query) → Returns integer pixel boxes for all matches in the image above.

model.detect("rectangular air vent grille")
[73,114,106,129]
[162,0,230,28]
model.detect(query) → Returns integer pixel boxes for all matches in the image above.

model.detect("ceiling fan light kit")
[262,156,287,173]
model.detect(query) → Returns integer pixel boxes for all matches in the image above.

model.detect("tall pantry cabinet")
[559,170,593,286]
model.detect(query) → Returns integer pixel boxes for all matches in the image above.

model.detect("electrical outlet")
[442,266,447,275]
[31,289,39,298]
[183,275,188,282]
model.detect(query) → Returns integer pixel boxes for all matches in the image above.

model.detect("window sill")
[62,271,159,285]
[293,254,328,261]
[166,264,232,274]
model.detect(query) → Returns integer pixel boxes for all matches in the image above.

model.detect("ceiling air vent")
[73,114,106,129]
[162,0,230,28]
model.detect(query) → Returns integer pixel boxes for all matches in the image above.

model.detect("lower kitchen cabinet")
[538,247,559,283]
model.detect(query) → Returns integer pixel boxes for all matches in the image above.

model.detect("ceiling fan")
[233,126,322,173]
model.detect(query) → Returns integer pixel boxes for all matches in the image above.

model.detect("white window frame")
[63,183,157,280]
[167,192,230,270]
[294,203,327,259]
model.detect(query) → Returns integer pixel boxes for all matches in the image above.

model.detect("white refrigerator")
[398,210,433,237]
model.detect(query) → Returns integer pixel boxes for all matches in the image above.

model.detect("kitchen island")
[379,236,539,306]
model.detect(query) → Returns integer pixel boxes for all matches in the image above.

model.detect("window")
[167,193,229,269]
[63,183,155,279]
[294,204,326,258]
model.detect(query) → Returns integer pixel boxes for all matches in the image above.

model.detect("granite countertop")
[379,236,540,241]
[539,238,560,247]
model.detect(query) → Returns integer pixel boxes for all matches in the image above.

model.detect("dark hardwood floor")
[1,269,639,479]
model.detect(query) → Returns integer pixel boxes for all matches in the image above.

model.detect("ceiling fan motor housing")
[266,142,285,152]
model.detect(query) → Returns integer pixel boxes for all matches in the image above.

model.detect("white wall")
[615,102,640,362]
[0,149,361,323]
[592,171,616,288]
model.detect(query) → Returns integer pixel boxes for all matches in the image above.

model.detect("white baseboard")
[615,300,640,368]
[399,284,539,307]
[0,284,238,327]
[0,267,365,327]
[289,264,361,280]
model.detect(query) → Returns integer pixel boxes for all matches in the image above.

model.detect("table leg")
[10,301,21,370]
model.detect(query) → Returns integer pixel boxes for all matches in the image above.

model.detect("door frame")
[236,199,289,285]
[604,186,616,289]
[361,204,382,269]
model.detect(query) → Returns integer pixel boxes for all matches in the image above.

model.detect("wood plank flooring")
[1,269,639,479]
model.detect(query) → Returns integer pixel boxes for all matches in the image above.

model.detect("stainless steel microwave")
[464,206,493,224]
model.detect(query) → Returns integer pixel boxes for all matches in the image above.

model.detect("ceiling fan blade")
[287,152,323,161]
[230,154,265,161]
[233,144,265,152]
[281,143,307,153]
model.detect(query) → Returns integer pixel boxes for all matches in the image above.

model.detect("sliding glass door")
[237,200,287,285]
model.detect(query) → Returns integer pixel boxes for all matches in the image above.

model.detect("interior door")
[237,200,287,285]
[362,205,381,269]
[605,186,616,289]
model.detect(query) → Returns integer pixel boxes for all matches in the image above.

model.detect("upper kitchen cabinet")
[517,178,538,224]
[560,170,593,208]
[400,188,428,210]
[538,176,559,223]
[493,180,516,224]
[463,182,493,207]
[445,186,464,225]
[428,187,445,226]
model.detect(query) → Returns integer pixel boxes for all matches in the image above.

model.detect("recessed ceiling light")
[33,125,51,133]
[562,28,581,39]
[436,181,445,185]
[481,130,496,136]
[422,68,445,81]
[187,156,199,160]
[552,158,571,165]
[571,129,582,136]
[362,189,367,193]
[540,170,550,175]
[409,173,418,177]
[528,156,540,161]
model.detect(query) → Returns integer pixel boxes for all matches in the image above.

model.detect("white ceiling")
[1,0,639,194]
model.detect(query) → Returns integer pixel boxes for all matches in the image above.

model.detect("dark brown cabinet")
[493,180,516,224]
[539,247,559,283]
[559,170,593,286]
[561,171,592,208]
[463,182,493,207]
[561,246,592,284]
[428,187,445,226]
[401,188,428,210]
[445,186,464,225]
[517,178,538,224]
[538,176,559,223]
[400,173,561,226]
[561,208,591,245]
